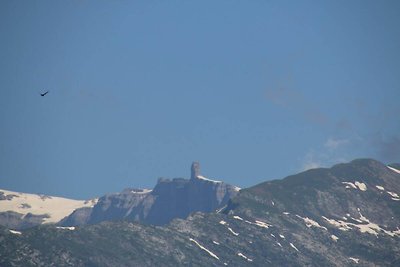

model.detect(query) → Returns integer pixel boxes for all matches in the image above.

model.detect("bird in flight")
[40,90,49,96]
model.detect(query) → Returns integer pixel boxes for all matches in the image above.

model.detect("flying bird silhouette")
[40,90,49,96]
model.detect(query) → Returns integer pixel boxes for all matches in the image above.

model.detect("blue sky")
[1,1,399,199]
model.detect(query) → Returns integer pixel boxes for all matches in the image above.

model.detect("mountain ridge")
[0,162,239,229]
[61,164,239,226]
[1,158,399,266]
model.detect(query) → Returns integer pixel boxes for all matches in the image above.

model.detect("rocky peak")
[191,161,200,180]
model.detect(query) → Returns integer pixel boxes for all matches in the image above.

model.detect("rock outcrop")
[60,162,239,226]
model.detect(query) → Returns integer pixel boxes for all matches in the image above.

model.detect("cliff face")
[61,162,240,226]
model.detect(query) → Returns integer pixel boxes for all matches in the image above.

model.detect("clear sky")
[1,1,399,199]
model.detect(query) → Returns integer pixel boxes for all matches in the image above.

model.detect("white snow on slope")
[237,252,253,262]
[56,226,75,230]
[241,217,271,228]
[212,241,220,245]
[342,182,357,189]
[342,181,366,191]
[387,191,400,199]
[9,229,22,235]
[233,215,243,221]
[349,257,360,264]
[197,176,240,190]
[375,185,385,191]
[290,243,299,252]
[355,182,367,191]
[228,227,239,236]
[219,220,227,225]
[216,205,227,213]
[130,189,152,194]
[296,215,327,230]
[0,189,98,224]
[373,186,400,201]
[330,235,339,242]
[254,220,270,229]
[196,175,222,183]
[322,211,400,237]
[387,166,400,174]
[189,238,219,260]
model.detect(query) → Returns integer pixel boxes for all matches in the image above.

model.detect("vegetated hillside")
[1,159,399,266]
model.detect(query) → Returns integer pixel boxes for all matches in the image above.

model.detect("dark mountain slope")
[1,159,399,266]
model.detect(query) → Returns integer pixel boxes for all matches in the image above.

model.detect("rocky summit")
[60,162,240,226]
[1,159,400,266]
[0,162,239,229]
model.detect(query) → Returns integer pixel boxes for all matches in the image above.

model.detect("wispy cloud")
[301,150,322,171]
[301,137,351,171]
[265,87,329,126]
[371,134,400,163]
[324,138,349,150]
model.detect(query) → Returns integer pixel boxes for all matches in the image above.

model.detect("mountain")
[1,159,399,266]
[0,189,97,230]
[0,162,239,229]
[60,162,240,226]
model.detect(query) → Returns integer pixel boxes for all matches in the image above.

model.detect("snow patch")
[216,205,227,213]
[242,218,271,228]
[279,234,285,239]
[56,226,75,230]
[9,229,22,235]
[342,182,357,189]
[219,220,227,225]
[342,181,366,191]
[387,191,399,198]
[387,166,400,174]
[355,182,367,191]
[254,220,270,229]
[296,215,327,230]
[375,185,385,191]
[212,241,220,245]
[349,257,360,264]
[322,212,400,237]
[130,189,152,194]
[237,252,253,262]
[196,175,222,183]
[290,243,299,252]
[189,238,220,260]
[233,215,243,221]
[228,227,239,236]
[283,212,290,215]
[330,235,339,242]
[0,189,97,224]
